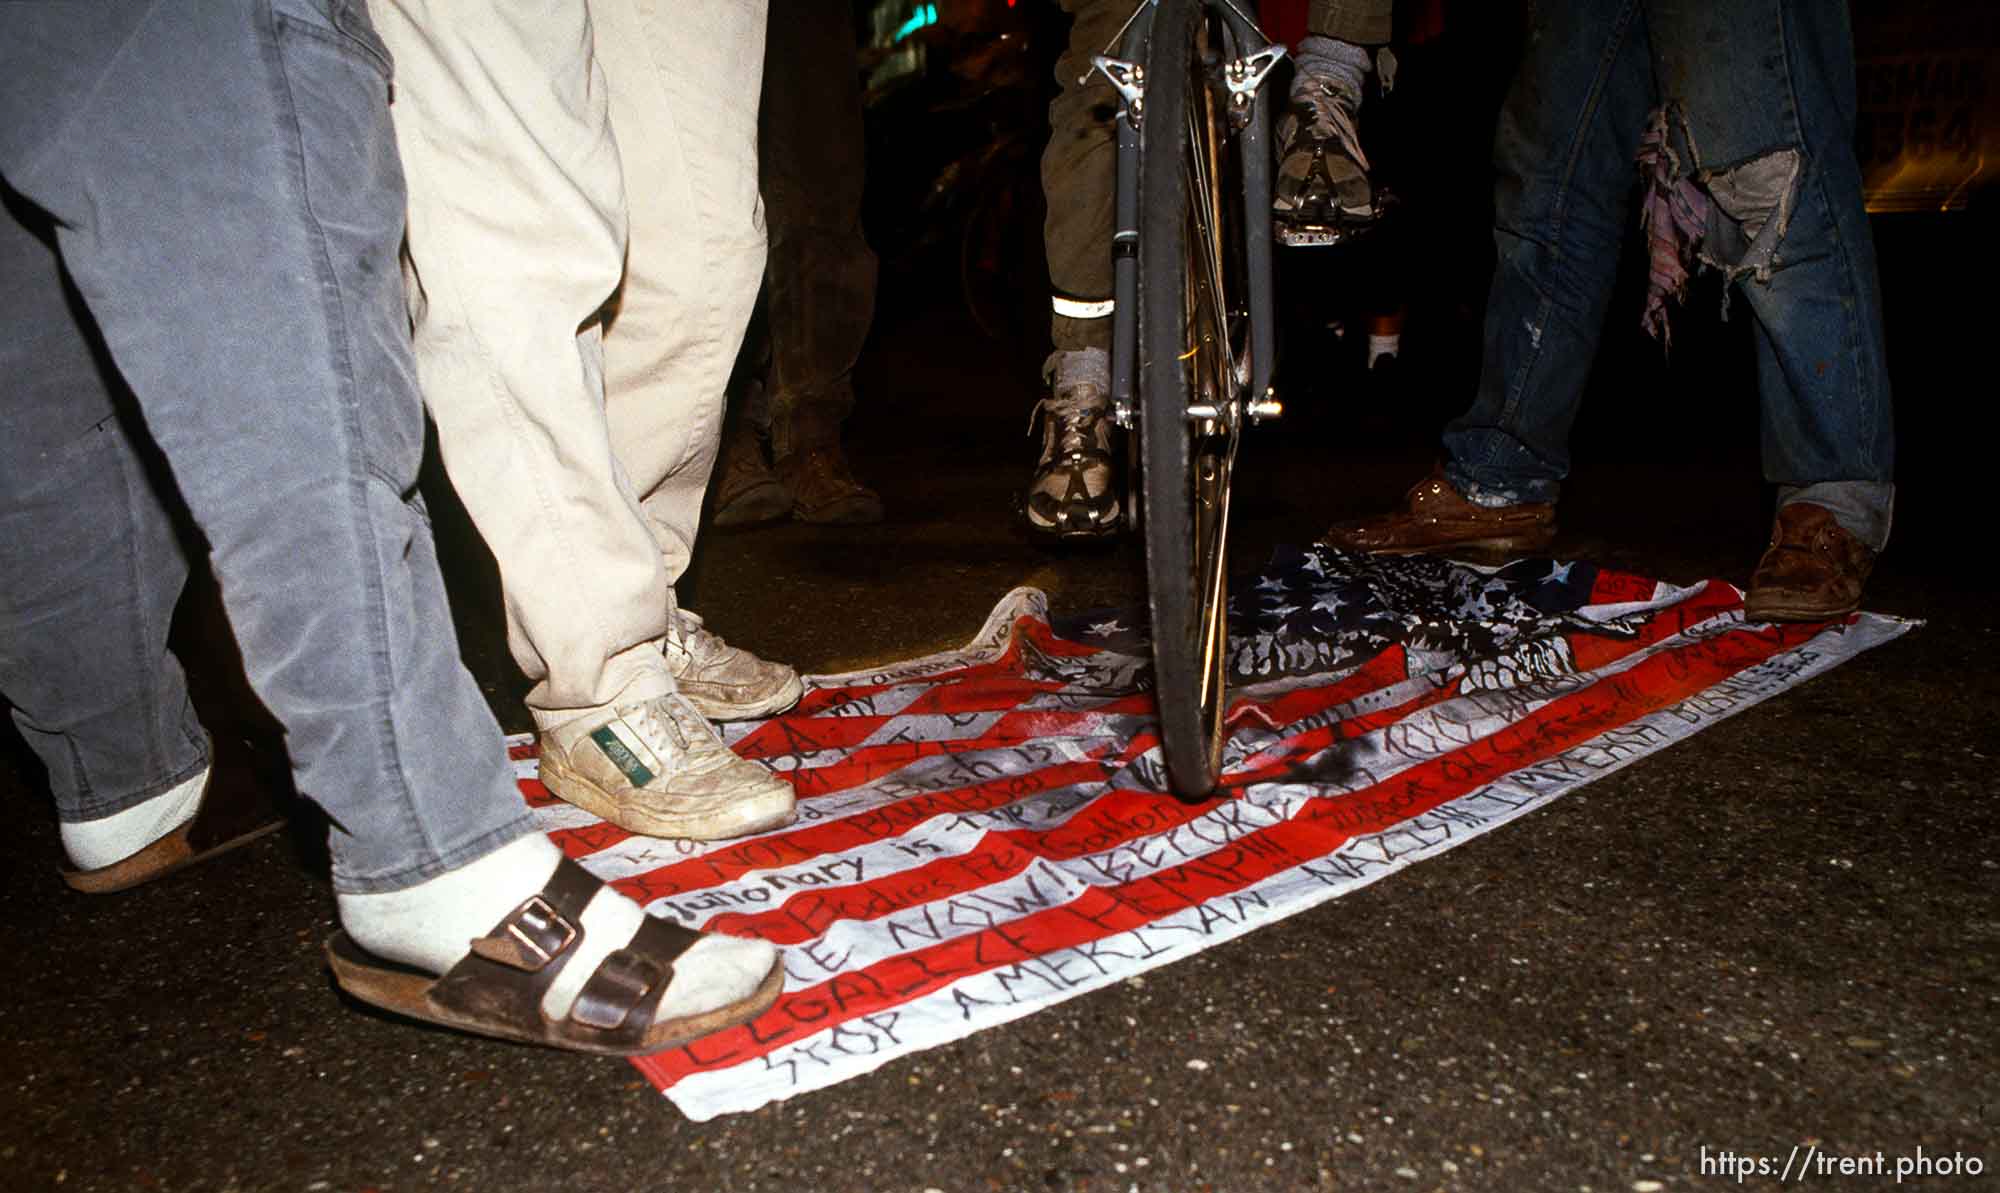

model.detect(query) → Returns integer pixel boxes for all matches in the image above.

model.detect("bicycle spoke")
[1181,96,1237,399]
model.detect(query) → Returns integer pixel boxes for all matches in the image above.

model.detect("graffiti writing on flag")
[506,548,1912,1120]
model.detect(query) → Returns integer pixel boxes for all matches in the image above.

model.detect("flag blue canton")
[1049,545,1632,684]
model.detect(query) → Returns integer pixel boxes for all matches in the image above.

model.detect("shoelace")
[667,611,731,666]
[1028,390,1108,460]
[625,695,693,755]
[1291,80,1370,174]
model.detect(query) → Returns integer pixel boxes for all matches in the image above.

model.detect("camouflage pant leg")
[1043,0,1395,355]
[1042,0,1131,352]
[1309,0,1394,45]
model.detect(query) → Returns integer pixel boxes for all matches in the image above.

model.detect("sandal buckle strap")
[570,948,667,1031]
[469,894,579,973]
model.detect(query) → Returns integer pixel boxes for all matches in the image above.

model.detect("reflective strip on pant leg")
[1052,295,1115,319]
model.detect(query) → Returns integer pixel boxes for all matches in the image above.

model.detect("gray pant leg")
[0,0,535,893]
[0,192,208,823]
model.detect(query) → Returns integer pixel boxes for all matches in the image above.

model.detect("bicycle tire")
[1137,0,1247,800]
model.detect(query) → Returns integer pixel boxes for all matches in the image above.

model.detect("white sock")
[62,767,208,870]
[1291,35,1372,106]
[337,833,776,1023]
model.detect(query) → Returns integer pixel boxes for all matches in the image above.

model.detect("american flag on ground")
[507,546,1911,1121]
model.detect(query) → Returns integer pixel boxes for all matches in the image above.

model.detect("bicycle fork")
[1094,1,1285,435]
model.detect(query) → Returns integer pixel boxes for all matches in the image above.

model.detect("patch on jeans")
[1637,105,1806,348]
[589,726,656,787]
[1698,148,1801,283]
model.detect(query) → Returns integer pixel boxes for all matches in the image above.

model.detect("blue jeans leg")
[0,0,536,893]
[1441,0,1655,506]
[1441,0,1894,546]
[1646,0,1895,550]
[0,193,209,823]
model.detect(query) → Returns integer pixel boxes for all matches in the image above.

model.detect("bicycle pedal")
[1275,192,1398,248]
[1275,223,1352,248]
[1274,217,1381,248]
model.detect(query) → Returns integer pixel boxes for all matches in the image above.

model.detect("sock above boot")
[1290,35,1371,106]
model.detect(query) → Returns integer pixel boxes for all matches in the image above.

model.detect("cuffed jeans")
[369,0,770,730]
[0,0,537,893]
[1442,0,1895,550]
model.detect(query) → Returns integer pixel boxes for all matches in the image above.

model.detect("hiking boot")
[1025,350,1120,539]
[1742,502,1875,622]
[537,693,795,841]
[711,418,793,527]
[1274,73,1381,247]
[1322,466,1556,558]
[779,443,884,525]
[664,609,803,721]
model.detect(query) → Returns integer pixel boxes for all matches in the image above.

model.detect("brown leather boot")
[711,418,793,527]
[1742,502,1875,622]
[1321,466,1556,558]
[780,442,884,525]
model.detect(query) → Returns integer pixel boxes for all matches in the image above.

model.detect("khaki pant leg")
[371,0,679,729]
[591,0,770,593]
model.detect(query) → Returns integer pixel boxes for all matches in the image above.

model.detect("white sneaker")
[537,694,795,840]
[664,610,803,721]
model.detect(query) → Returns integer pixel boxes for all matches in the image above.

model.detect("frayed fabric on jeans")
[1637,109,1713,350]
[1638,104,1810,346]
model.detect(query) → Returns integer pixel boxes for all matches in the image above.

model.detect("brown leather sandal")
[324,858,783,1056]
[62,735,287,894]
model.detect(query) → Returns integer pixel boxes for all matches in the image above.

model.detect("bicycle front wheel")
[1138,0,1249,800]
